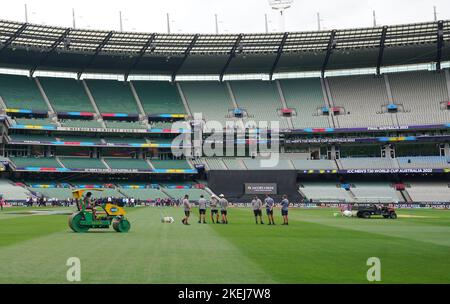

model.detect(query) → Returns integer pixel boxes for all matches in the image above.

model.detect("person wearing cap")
[210,195,220,224]
[264,194,275,225]
[219,194,229,224]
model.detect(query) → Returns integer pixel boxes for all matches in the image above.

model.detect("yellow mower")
[68,189,131,233]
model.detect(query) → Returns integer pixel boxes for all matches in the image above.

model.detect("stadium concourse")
[0,19,449,206]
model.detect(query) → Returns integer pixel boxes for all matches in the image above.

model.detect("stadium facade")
[0,19,449,205]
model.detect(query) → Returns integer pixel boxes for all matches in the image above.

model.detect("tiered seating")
[291,159,337,170]
[85,79,138,113]
[150,159,191,170]
[350,183,404,202]
[118,187,169,200]
[132,81,185,114]
[161,186,211,200]
[10,157,62,168]
[59,157,107,169]
[339,158,398,169]
[299,183,354,202]
[105,121,146,129]
[230,80,289,129]
[104,158,151,170]
[104,137,146,144]
[180,81,233,123]
[9,134,55,142]
[222,158,245,170]
[38,77,94,112]
[60,119,104,128]
[55,135,102,143]
[242,159,293,170]
[406,182,450,202]
[202,158,227,170]
[389,71,450,125]
[0,74,48,111]
[30,187,73,200]
[279,78,330,128]
[327,75,394,128]
[15,118,55,126]
[397,156,450,169]
[0,179,30,200]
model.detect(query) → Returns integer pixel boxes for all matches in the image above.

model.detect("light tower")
[268,0,294,32]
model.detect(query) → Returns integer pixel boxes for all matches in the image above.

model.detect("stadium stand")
[338,157,399,169]
[60,119,104,128]
[0,179,30,200]
[132,81,186,114]
[0,74,48,111]
[242,158,294,170]
[105,121,146,129]
[150,159,192,170]
[161,186,211,200]
[59,157,107,169]
[222,158,246,170]
[350,182,404,202]
[291,159,338,170]
[389,71,450,125]
[327,75,395,128]
[180,81,233,124]
[104,158,151,170]
[299,183,354,202]
[229,80,289,129]
[14,118,55,126]
[118,186,169,200]
[38,77,94,112]
[406,182,450,202]
[10,157,62,168]
[84,79,138,114]
[278,78,330,128]
[30,187,74,200]
[397,156,450,169]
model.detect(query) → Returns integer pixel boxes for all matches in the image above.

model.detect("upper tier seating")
[180,81,234,124]
[279,78,330,128]
[14,118,55,126]
[338,158,399,170]
[389,71,450,125]
[105,121,146,129]
[0,74,48,111]
[30,187,74,200]
[229,80,289,129]
[327,75,394,128]
[132,81,185,114]
[39,77,94,112]
[118,188,169,200]
[291,159,338,170]
[85,79,138,114]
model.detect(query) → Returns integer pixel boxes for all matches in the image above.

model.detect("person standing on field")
[280,195,289,225]
[210,195,220,224]
[264,194,275,225]
[198,195,207,224]
[182,195,191,225]
[219,194,229,224]
[251,196,264,224]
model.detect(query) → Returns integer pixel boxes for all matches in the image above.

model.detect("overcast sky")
[0,0,448,33]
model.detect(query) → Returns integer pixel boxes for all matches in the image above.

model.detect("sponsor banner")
[8,140,189,149]
[5,109,47,115]
[101,113,139,118]
[148,114,187,119]
[57,111,94,117]
[299,168,449,174]
[14,167,198,174]
[12,124,56,130]
[286,135,450,144]
[289,123,449,134]
[245,183,277,195]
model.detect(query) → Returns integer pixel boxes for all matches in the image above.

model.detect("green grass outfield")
[0,206,449,283]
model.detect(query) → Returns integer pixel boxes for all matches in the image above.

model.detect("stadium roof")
[0,19,449,80]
